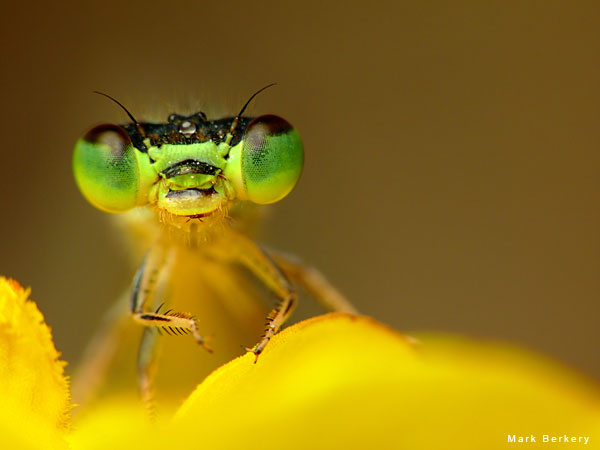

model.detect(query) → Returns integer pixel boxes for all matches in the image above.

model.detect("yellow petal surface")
[172,313,599,449]
[71,312,600,449]
[0,277,70,449]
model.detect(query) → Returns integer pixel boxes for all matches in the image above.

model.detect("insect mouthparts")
[160,160,219,178]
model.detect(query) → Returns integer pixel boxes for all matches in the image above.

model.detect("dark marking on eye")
[84,124,131,158]
[246,115,293,141]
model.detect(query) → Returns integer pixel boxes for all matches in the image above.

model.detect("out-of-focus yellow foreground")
[0,276,598,449]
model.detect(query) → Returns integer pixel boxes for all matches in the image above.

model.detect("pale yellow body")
[73,206,356,414]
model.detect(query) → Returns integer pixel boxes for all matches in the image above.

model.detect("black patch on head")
[121,113,254,153]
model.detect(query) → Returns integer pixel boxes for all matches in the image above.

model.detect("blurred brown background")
[0,1,598,377]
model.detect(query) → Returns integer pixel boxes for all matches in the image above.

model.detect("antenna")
[229,83,277,134]
[93,91,146,137]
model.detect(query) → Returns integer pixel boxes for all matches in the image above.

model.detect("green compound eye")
[73,124,153,213]
[237,115,304,204]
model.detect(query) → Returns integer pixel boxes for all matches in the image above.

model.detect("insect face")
[73,112,304,219]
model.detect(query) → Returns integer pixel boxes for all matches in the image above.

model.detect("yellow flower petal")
[68,397,159,449]
[69,313,600,449]
[171,313,599,450]
[0,277,70,449]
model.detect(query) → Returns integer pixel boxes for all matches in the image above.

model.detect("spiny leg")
[267,249,359,314]
[130,245,211,350]
[209,229,297,362]
[250,289,296,362]
[134,304,211,352]
[130,245,211,410]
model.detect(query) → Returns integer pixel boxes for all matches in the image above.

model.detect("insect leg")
[130,245,211,410]
[130,246,211,352]
[137,326,159,415]
[267,249,359,314]
[210,230,297,362]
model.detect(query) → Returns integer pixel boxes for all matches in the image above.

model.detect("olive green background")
[0,1,598,377]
